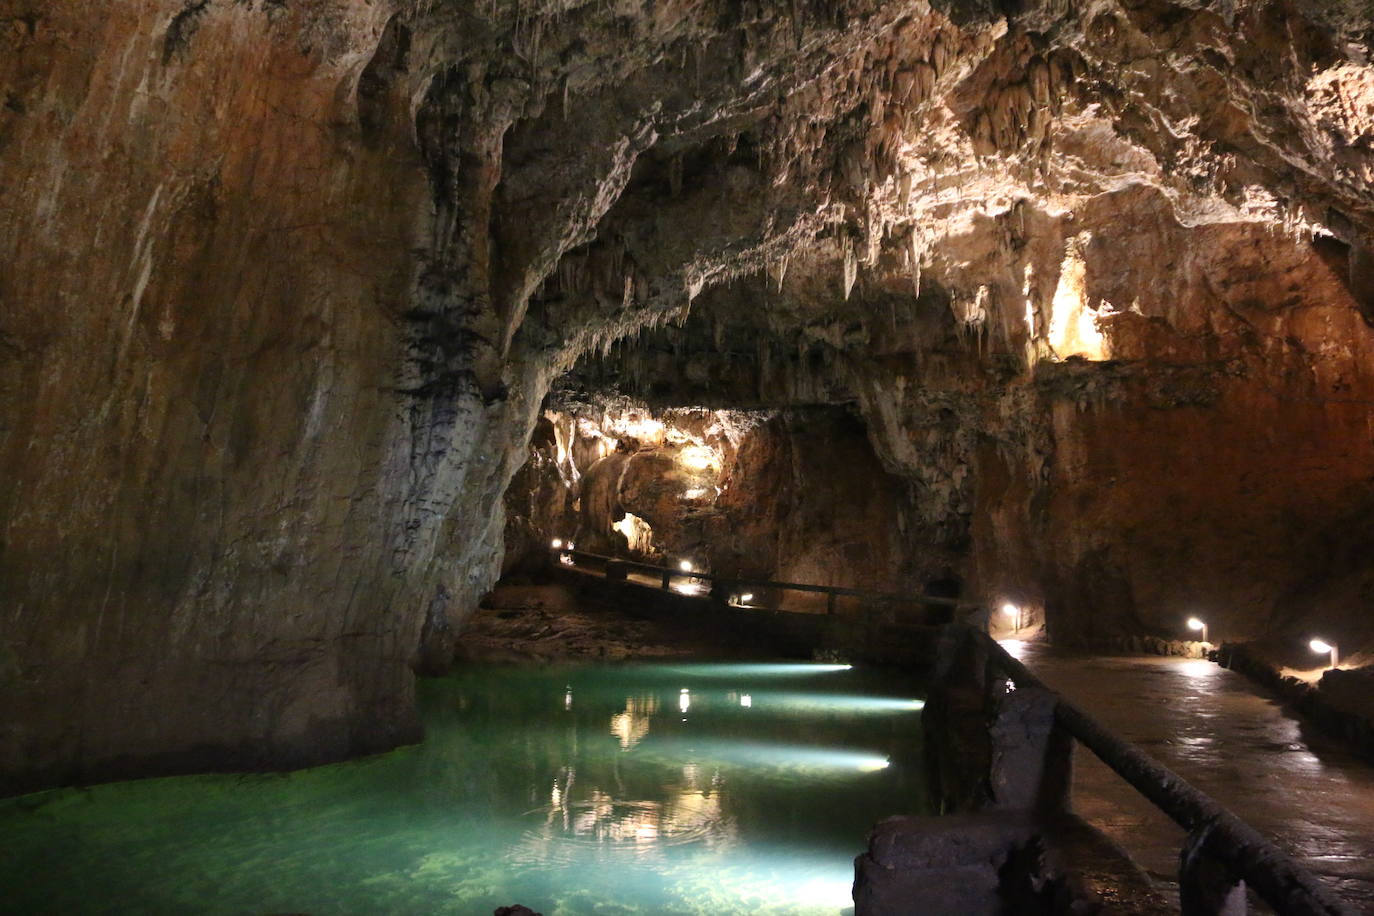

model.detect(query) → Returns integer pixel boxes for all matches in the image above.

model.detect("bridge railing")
[553,547,968,621]
[965,627,1353,916]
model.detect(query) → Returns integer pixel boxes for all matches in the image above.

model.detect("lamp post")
[1186,617,1208,644]
[1002,603,1022,633]
[1309,638,1338,670]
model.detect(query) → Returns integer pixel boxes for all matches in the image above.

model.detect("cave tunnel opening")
[6,0,1374,912]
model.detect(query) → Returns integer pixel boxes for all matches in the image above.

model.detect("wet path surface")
[1015,644,1374,911]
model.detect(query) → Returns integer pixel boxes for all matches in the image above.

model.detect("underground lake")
[0,661,927,915]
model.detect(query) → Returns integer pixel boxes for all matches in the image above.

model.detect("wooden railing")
[553,547,967,618]
[971,629,1354,916]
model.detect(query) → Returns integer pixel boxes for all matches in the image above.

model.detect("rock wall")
[5,0,1374,791]
[1,0,436,793]
[505,402,935,594]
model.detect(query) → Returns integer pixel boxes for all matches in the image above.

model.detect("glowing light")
[671,741,892,772]
[740,694,752,708]
[682,488,709,500]
[559,554,574,566]
[998,638,1028,659]
[735,592,754,607]
[657,662,855,678]
[612,513,654,553]
[566,541,575,551]
[1178,659,1217,679]
[605,415,666,444]
[1047,233,1110,361]
[672,581,703,596]
[551,538,564,549]
[564,689,573,710]
[738,692,925,714]
[1002,603,1023,632]
[1310,638,1339,668]
[679,688,691,713]
[1187,617,1209,644]
[679,560,694,573]
[609,695,657,749]
[679,445,718,472]
[789,877,856,910]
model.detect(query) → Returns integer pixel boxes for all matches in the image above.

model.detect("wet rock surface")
[506,400,941,594]
[457,583,731,662]
[1020,645,1374,911]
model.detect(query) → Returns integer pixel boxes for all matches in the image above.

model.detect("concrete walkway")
[1015,644,1374,911]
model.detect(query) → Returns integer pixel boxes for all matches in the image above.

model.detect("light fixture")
[1002,602,1022,632]
[739,592,754,605]
[551,538,563,549]
[566,541,575,551]
[1186,617,1208,644]
[679,559,693,573]
[1309,638,1338,669]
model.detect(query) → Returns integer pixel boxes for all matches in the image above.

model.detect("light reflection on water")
[0,661,926,915]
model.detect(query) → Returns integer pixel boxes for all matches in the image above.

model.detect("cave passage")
[7,0,1374,912]
[0,663,924,916]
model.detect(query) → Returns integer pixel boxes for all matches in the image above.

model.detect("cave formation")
[3,0,1374,803]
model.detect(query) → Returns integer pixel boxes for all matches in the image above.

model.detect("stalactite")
[768,254,788,292]
[843,235,858,300]
[909,227,923,296]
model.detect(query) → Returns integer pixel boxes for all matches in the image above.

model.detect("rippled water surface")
[0,662,926,915]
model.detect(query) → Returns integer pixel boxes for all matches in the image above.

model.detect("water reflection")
[522,783,732,855]
[610,695,658,749]
[1176,659,1219,680]
[998,638,1029,659]
[737,692,924,714]
[656,662,853,678]
[1,662,925,916]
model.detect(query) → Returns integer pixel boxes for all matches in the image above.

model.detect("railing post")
[827,591,837,615]
[661,568,672,589]
[1181,823,1247,916]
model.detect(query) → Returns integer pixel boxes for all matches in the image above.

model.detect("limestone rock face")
[5,0,1374,790]
[507,402,931,594]
[1,0,435,792]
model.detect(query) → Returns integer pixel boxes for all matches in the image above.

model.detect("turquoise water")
[0,662,926,916]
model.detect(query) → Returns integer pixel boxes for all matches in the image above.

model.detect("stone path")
[1015,644,1374,912]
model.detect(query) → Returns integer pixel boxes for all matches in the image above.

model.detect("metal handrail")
[981,632,1353,916]
[556,547,968,610]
